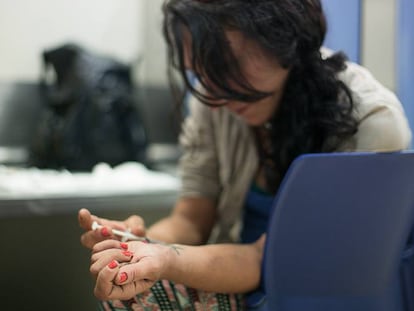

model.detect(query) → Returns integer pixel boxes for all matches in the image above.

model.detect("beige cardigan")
[178,61,412,243]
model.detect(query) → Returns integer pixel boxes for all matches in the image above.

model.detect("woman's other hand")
[78,208,146,249]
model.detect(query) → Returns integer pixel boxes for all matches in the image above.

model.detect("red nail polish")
[122,251,133,257]
[101,227,110,237]
[120,242,128,250]
[108,260,118,269]
[119,272,128,283]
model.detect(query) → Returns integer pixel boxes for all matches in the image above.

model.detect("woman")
[79,0,412,310]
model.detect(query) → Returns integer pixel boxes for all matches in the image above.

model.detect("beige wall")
[362,0,397,90]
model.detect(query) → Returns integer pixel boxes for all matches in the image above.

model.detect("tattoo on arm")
[146,238,184,255]
[170,244,184,255]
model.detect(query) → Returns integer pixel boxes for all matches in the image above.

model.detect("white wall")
[139,0,169,87]
[0,0,144,82]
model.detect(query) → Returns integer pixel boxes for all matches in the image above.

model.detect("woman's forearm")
[162,237,265,293]
[146,216,204,245]
[147,197,217,245]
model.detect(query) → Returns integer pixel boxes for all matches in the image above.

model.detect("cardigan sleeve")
[337,62,412,152]
[177,95,221,201]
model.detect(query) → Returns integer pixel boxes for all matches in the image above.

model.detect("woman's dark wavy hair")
[163,0,358,191]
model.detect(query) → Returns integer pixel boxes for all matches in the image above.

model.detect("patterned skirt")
[99,280,245,311]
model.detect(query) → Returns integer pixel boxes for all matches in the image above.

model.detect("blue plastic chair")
[263,152,414,311]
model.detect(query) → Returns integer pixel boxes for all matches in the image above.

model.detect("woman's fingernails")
[122,251,133,257]
[119,272,128,283]
[108,260,118,269]
[120,242,128,250]
[101,227,110,237]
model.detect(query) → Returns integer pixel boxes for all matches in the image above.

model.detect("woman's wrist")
[160,243,186,281]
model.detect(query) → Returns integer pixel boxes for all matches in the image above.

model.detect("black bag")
[29,43,147,171]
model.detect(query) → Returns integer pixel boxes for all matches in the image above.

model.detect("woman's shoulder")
[334,61,412,151]
[320,47,412,151]
[322,48,405,122]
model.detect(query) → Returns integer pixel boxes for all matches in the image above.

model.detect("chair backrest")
[264,152,414,311]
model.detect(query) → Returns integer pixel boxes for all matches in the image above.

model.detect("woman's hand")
[78,208,146,249]
[90,239,175,300]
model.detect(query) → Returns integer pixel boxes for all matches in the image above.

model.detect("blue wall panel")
[321,0,361,63]
[397,0,414,146]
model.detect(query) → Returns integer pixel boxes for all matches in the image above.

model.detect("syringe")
[91,221,149,242]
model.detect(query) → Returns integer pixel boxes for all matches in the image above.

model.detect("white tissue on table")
[0,162,179,199]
